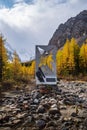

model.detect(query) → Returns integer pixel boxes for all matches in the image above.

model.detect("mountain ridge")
[49,10,87,49]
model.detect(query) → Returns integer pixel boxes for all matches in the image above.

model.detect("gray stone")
[49,107,60,115]
[37,105,46,113]
[36,119,46,129]
[43,103,50,110]
[46,121,57,127]
[33,99,39,104]
[0,127,11,130]
[12,119,21,124]
[27,115,34,123]
[71,112,77,117]
[16,113,26,119]
[23,101,28,104]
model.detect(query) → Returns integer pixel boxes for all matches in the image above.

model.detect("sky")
[0,0,87,61]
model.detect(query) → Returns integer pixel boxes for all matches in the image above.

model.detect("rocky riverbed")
[0,80,87,130]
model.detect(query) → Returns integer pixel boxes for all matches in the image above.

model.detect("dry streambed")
[0,80,87,130]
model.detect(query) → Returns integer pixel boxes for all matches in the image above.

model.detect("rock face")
[49,10,87,48]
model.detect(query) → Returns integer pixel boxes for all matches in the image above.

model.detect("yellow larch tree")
[62,39,70,70]
[56,50,63,75]
[0,35,8,81]
[29,61,35,77]
[79,43,87,72]
[68,38,80,74]
[12,51,21,80]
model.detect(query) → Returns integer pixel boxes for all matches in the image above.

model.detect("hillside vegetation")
[56,38,87,79]
[0,35,35,88]
[0,35,87,88]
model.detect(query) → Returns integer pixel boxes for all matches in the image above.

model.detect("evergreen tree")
[68,38,80,74]
[12,51,21,80]
[79,43,87,73]
[56,50,63,75]
[62,39,70,75]
[0,35,8,82]
[56,38,80,76]
[30,61,35,76]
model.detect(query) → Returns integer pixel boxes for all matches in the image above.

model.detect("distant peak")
[79,10,87,15]
[49,10,87,48]
[77,10,87,18]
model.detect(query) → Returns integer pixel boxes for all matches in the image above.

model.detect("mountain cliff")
[49,10,87,49]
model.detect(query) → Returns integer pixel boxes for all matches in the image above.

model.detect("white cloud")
[15,0,23,1]
[0,0,87,61]
[69,0,79,3]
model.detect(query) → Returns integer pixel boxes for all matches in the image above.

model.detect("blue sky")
[0,0,34,8]
[0,0,87,61]
[0,0,13,8]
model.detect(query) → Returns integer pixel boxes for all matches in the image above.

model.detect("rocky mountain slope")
[49,10,87,49]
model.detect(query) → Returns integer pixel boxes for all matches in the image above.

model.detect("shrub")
[1,79,16,90]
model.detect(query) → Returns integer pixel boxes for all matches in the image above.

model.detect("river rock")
[71,112,77,117]
[43,103,50,110]
[46,121,57,127]
[33,99,39,104]
[27,115,34,123]
[16,113,26,119]
[12,119,21,124]
[49,107,60,115]
[37,105,46,113]
[36,119,46,129]
[0,127,11,130]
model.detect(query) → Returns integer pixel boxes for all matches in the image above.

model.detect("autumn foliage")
[0,35,35,84]
[56,38,87,77]
[0,35,87,84]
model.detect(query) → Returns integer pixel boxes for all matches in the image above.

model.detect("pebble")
[33,99,39,104]
[49,107,60,115]
[37,105,46,113]
[36,119,46,129]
